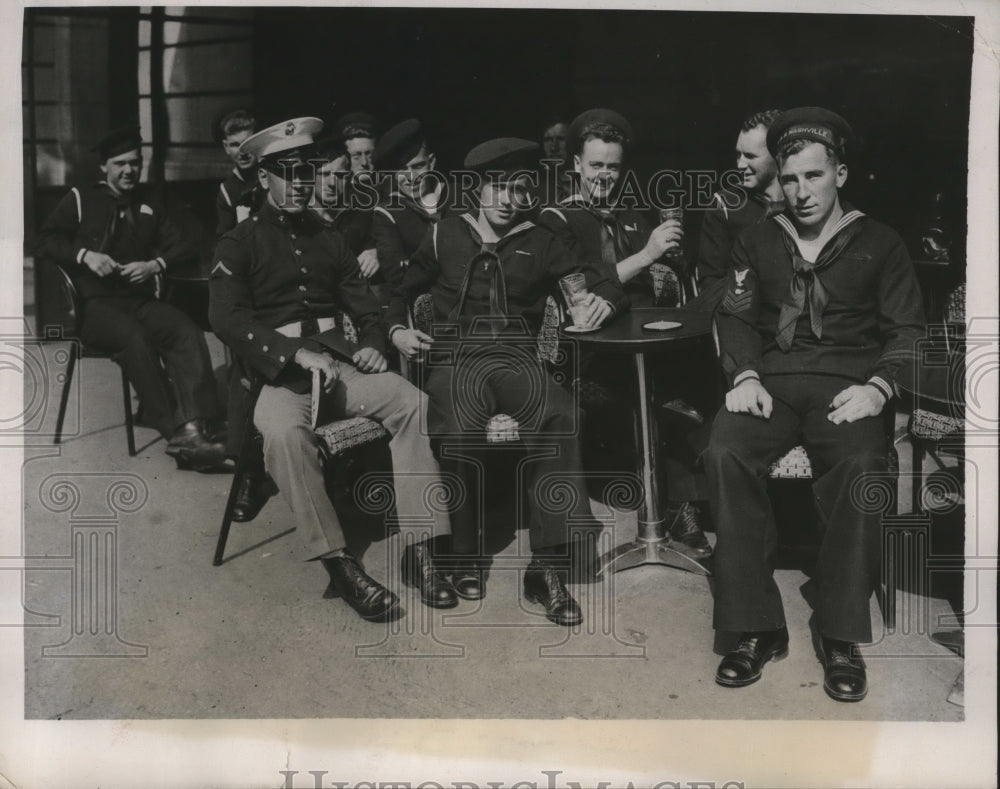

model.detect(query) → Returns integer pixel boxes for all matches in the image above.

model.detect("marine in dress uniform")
[370,119,451,294]
[214,108,267,238]
[706,108,925,701]
[538,108,714,559]
[388,138,629,626]
[209,117,452,622]
[37,125,226,469]
[695,109,786,295]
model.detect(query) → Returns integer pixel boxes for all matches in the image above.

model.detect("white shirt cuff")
[733,370,760,386]
[867,376,893,402]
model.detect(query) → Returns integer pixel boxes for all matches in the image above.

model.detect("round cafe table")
[561,307,712,577]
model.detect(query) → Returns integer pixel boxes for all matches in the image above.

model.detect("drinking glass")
[559,273,590,327]
[658,207,684,259]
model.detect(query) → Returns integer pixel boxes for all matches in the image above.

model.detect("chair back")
[339,312,359,345]
[54,266,84,338]
[650,261,699,307]
[944,281,966,325]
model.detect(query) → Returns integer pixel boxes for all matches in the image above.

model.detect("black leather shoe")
[716,627,789,687]
[165,419,227,471]
[523,562,583,627]
[820,637,868,702]
[203,418,229,444]
[321,553,400,622]
[232,471,274,523]
[660,398,705,427]
[401,543,458,609]
[666,502,713,559]
[451,566,485,601]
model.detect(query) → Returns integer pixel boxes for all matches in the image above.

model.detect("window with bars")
[138,6,255,182]
[22,6,254,200]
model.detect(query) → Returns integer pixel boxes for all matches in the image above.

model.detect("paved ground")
[18,342,966,722]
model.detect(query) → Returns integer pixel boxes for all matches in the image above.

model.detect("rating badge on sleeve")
[722,267,753,314]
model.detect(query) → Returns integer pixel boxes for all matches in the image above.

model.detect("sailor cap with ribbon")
[766,106,855,161]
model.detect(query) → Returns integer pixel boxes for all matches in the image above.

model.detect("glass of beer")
[559,273,590,327]
[658,207,684,260]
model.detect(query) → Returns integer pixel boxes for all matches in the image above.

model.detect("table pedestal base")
[569,315,715,580]
[595,532,709,577]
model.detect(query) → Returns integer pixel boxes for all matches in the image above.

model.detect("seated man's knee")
[254,395,314,451]
[112,327,156,357]
[392,376,425,417]
[833,449,888,475]
[705,414,767,475]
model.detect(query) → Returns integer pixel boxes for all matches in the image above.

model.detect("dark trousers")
[704,374,888,643]
[424,343,588,556]
[80,296,222,439]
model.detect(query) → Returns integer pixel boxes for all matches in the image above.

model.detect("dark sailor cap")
[567,108,634,149]
[766,106,855,160]
[92,125,142,160]
[464,138,539,179]
[373,118,426,169]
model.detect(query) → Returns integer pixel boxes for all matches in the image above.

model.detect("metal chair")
[52,266,136,455]
[906,280,965,514]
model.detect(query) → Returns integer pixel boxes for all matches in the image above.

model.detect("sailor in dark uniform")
[538,108,714,559]
[214,108,267,238]
[310,137,382,300]
[333,111,379,183]
[388,138,629,626]
[707,107,925,702]
[540,117,574,204]
[209,117,452,622]
[370,119,450,294]
[37,125,226,469]
[696,109,786,294]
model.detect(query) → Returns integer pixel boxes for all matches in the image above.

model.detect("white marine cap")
[239,117,324,164]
